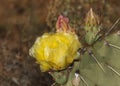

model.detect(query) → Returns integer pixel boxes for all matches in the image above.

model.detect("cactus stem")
[80,75,89,86]
[89,51,105,72]
[105,41,120,50]
[107,65,120,77]
[105,18,120,36]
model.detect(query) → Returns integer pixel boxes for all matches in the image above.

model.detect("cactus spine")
[50,9,120,86]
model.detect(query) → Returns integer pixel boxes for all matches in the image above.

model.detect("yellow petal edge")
[29,32,81,72]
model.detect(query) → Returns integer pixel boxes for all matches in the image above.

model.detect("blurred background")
[0,0,119,86]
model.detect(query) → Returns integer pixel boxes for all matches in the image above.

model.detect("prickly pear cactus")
[50,9,120,86]
[79,33,120,86]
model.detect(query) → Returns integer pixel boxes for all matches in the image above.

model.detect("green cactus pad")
[79,32,120,86]
[50,70,68,84]
[53,32,120,86]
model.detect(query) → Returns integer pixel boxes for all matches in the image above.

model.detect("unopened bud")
[84,8,101,45]
[85,8,99,27]
[56,15,75,33]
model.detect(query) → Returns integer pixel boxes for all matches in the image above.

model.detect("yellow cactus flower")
[29,15,81,72]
